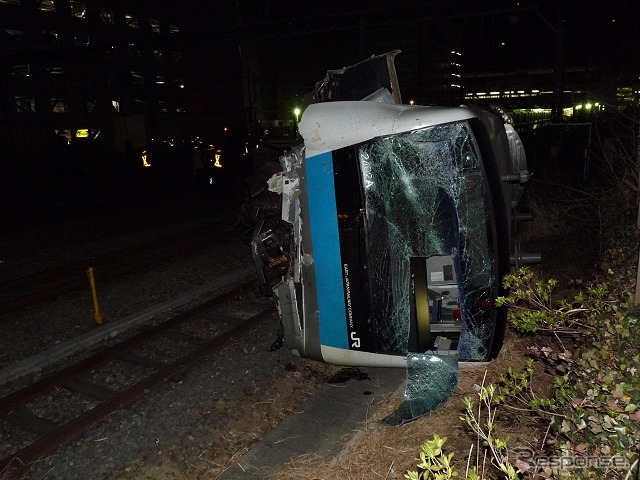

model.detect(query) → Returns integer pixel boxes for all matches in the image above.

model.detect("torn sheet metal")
[250,51,536,423]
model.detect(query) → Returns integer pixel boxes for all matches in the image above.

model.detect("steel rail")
[0,280,255,416]
[0,297,272,477]
[0,222,233,316]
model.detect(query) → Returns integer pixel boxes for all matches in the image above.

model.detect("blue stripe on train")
[306,151,349,349]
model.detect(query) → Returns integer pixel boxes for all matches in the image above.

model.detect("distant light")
[531,89,540,93]
[223,126,228,132]
[75,129,89,138]
[409,100,415,105]
[141,149,151,167]
[490,91,500,95]
[501,42,506,46]
[293,107,301,122]
[575,104,583,110]
[585,103,592,110]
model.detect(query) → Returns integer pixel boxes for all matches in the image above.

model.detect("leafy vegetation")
[407,255,640,479]
[406,109,640,479]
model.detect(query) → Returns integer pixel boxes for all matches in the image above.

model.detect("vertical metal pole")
[87,267,103,325]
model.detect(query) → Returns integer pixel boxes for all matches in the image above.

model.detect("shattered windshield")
[358,120,496,360]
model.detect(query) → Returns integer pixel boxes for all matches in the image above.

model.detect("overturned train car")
[251,54,538,370]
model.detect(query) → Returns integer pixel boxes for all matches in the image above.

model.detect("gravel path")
[1,180,341,480]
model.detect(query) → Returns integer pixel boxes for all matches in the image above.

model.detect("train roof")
[298,101,478,157]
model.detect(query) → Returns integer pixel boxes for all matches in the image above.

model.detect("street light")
[293,107,301,124]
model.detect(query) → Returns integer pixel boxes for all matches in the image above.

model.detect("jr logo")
[350,331,361,349]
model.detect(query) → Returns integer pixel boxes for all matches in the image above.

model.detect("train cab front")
[251,100,537,368]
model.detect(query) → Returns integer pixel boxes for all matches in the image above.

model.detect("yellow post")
[87,267,103,325]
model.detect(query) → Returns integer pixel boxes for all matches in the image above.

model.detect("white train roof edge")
[298,101,478,157]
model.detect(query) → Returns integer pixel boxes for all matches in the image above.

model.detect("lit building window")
[5,28,24,39]
[15,96,35,113]
[111,100,120,112]
[48,66,64,76]
[38,0,55,12]
[100,8,114,23]
[51,99,68,113]
[169,25,179,34]
[153,49,163,60]
[0,0,21,5]
[155,75,165,85]
[133,98,146,112]
[11,64,30,76]
[69,1,86,18]
[125,14,139,28]
[48,30,59,45]
[150,19,161,33]
[130,69,144,84]
[158,101,167,112]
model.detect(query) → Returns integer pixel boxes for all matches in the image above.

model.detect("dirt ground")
[238,187,595,480]
[208,204,590,479]
[3,179,596,480]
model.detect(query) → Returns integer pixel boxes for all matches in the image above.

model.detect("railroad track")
[0,222,235,317]
[0,281,275,479]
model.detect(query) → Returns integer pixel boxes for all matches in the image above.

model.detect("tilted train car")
[251,52,539,377]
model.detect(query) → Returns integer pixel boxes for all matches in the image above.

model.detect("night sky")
[172,0,638,99]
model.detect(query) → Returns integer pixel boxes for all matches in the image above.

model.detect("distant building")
[0,0,244,173]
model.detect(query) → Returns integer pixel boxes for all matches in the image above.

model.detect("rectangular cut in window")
[38,0,55,12]
[100,8,114,23]
[12,64,30,76]
[52,99,67,113]
[356,121,496,359]
[48,30,59,45]
[125,14,139,28]
[15,96,35,113]
[5,29,24,38]
[48,66,64,77]
[69,1,85,18]
[130,70,144,84]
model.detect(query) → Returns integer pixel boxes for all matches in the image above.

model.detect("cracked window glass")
[384,353,459,425]
[357,120,497,361]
